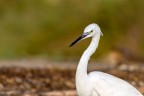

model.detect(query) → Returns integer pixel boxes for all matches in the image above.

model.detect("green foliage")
[0,0,144,59]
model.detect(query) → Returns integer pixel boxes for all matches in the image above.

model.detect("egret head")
[69,23,103,47]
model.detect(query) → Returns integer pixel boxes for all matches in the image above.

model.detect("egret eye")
[86,30,93,34]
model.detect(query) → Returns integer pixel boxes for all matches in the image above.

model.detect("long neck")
[76,34,101,79]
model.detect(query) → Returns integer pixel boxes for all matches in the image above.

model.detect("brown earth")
[0,59,143,96]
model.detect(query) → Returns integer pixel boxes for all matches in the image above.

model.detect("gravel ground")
[0,59,143,96]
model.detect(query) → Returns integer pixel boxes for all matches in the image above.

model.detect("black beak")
[69,34,87,47]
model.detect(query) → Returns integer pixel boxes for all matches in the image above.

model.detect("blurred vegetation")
[0,0,144,60]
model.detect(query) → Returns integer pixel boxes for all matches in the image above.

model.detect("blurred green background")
[0,0,144,60]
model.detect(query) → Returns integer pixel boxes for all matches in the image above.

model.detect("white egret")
[69,23,143,96]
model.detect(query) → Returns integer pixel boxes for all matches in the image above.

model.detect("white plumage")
[69,23,143,96]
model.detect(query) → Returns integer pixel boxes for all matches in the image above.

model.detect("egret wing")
[89,72,143,96]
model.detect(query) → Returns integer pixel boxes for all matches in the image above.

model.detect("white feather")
[73,23,143,96]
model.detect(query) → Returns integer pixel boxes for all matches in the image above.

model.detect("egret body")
[69,23,143,96]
